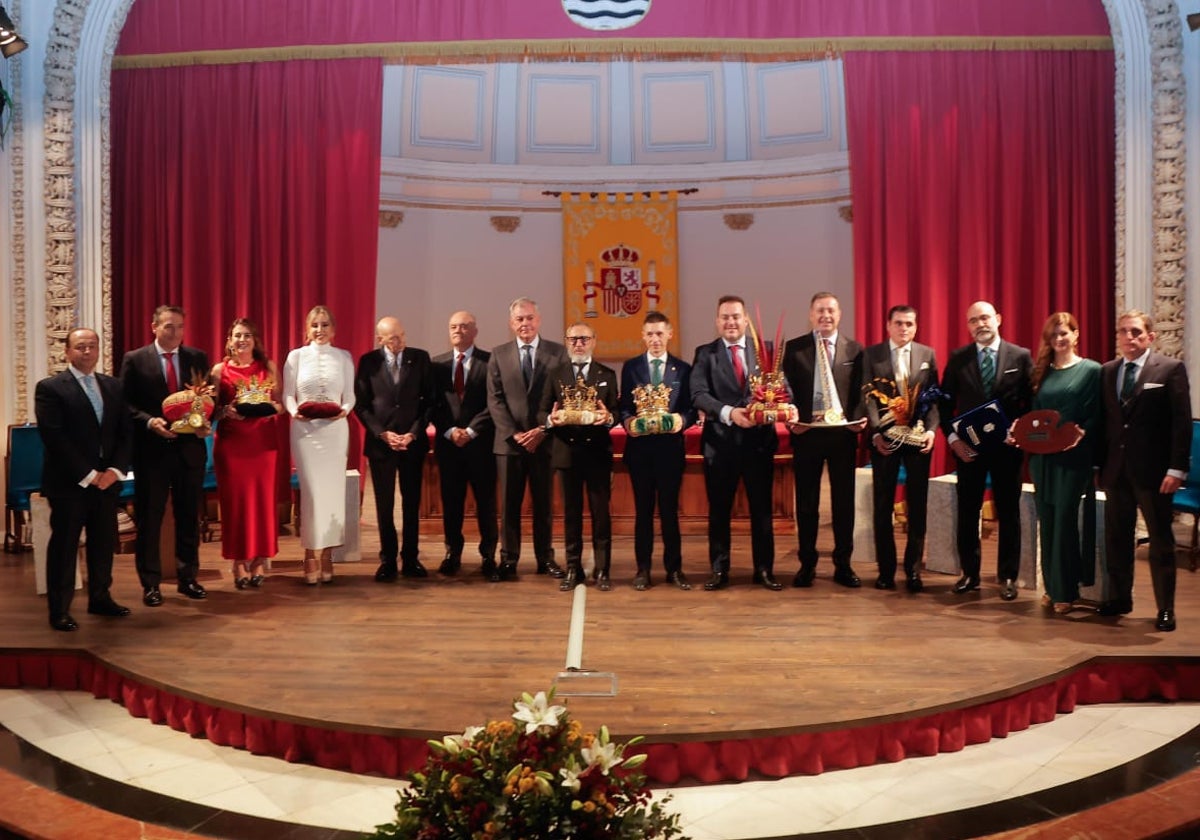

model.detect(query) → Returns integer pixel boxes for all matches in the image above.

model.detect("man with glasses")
[1099,310,1191,631]
[539,324,619,590]
[486,297,569,581]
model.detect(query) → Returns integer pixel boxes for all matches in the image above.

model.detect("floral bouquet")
[368,689,686,840]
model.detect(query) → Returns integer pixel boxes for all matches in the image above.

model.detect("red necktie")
[164,351,179,392]
[454,353,465,399]
[731,344,746,390]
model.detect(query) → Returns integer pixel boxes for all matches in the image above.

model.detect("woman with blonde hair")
[283,306,356,584]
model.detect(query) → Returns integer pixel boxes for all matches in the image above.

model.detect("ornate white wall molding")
[6,1,30,420]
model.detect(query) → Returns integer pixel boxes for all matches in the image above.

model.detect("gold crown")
[631,382,671,416]
[560,375,599,411]
[234,373,275,405]
[600,243,640,267]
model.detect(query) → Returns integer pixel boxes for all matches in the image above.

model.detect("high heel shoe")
[1053,602,1073,615]
[233,562,250,590]
[235,576,250,590]
[248,560,266,588]
[319,551,334,584]
[303,556,320,586]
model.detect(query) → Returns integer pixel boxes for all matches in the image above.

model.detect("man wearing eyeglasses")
[1099,310,1191,632]
[538,324,619,591]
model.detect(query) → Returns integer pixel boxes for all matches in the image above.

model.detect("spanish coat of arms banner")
[561,191,680,361]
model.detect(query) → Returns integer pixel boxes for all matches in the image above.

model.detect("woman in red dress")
[211,318,282,588]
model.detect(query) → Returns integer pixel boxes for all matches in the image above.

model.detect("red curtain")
[844,50,1115,475]
[111,57,381,372]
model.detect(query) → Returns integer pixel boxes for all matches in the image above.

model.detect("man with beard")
[940,300,1033,600]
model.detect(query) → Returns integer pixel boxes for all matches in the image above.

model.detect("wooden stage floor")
[2,505,1198,756]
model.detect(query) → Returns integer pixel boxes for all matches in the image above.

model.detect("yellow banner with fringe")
[561,192,680,361]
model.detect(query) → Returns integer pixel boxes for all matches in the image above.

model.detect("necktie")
[573,363,586,381]
[979,347,995,396]
[81,374,103,423]
[390,353,400,384]
[896,346,910,387]
[163,351,179,392]
[521,344,534,388]
[1120,360,1138,400]
[651,358,663,386]
[454,353,465,398]
[730,344,746,390]
[824,339,834,365]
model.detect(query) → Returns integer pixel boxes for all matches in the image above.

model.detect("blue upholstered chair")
[1170,418,1200,572]
[4,424,44,552]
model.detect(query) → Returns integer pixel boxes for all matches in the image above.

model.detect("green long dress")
[1028,359,1102,604]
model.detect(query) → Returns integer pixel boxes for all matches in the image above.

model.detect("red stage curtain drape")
[111,58,381,365]
[844,50,1115,472]
[113,0,1110,53]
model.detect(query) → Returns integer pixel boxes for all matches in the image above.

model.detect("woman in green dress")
[1025,312,1102,613]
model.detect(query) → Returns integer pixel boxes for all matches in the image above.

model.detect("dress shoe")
[667,571,692,591]
[833,569,862,589]
[482,558,500,581]
[953,575,980,594]
[400,560,428,579]
[999,579,1018,601]
[703,571,729,591]
[537,560,567,579]
[874,576,896,591]
[1098,599,1133,617]
[905,573,924,594]
[752,569,784,591]
[142,586,163,607]
[792,568,815,588]
[438,553,461,576]
[177,581,207,600]
[374,562,399,583]
[49,615,78,632]
[632,571,651,591]
[87,600,131,617]
[559,568,583,591]
[498,562,519,582]
[1156,609,1177,632]
[595,571,612,591]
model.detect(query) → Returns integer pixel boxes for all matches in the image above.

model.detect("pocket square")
[919,361,930,370]
[598,381,609,386]
[1002,368,1018,375]
[1143,382,1164,390]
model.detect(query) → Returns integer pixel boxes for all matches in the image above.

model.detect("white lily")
[559,766,582,792]
[512,691,566,735]
[581,739,623,774]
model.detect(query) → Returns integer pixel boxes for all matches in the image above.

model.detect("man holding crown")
[618,311,695,591]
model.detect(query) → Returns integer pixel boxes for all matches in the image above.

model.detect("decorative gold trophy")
[864,377,931,449]
[554,374,606,426]
[628,382,680,435]
[233,373,277,417]
[745,309,798,425]
[162,374,215,434]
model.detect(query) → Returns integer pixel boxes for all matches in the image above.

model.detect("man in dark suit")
[539,323,620,591]
[862,305,939,593]
[940,300,1033,600]
[1099,309,1191,632]
[619,311,696,591]
[354,316,435,582]
[783,292,867,589]
[691,295,781,591]
[486,297,569,582]
[119,305,210,606]
[36,328,135,631]
[431,310,498,577]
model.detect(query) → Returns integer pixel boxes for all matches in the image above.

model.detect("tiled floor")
[0,688,1198,838]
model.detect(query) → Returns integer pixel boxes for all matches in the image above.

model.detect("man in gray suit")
[1099,309,1192,631]
[486,297,569,581]
[862,305,939,593]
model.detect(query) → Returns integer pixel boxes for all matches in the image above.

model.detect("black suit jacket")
[354,347,435,459]
[690,337,778,458]
[862,341,940,434]
[537,360,619,469]
[618,353,695,461]
[1100,352,1191,490]
[487,338,569,455]
[781,332,865,424]
[119,343,210,468]
[939,339,1033,440]
[431,347,495,454]
[35,370,134,497]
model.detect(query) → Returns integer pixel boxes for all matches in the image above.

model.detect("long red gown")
[214,360,279,561]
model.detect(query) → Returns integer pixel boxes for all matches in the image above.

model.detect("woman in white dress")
[283,306,356,584]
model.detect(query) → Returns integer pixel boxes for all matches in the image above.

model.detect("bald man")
[354,316,435,582]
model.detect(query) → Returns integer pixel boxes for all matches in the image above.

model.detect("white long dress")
[283,342,357,550]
